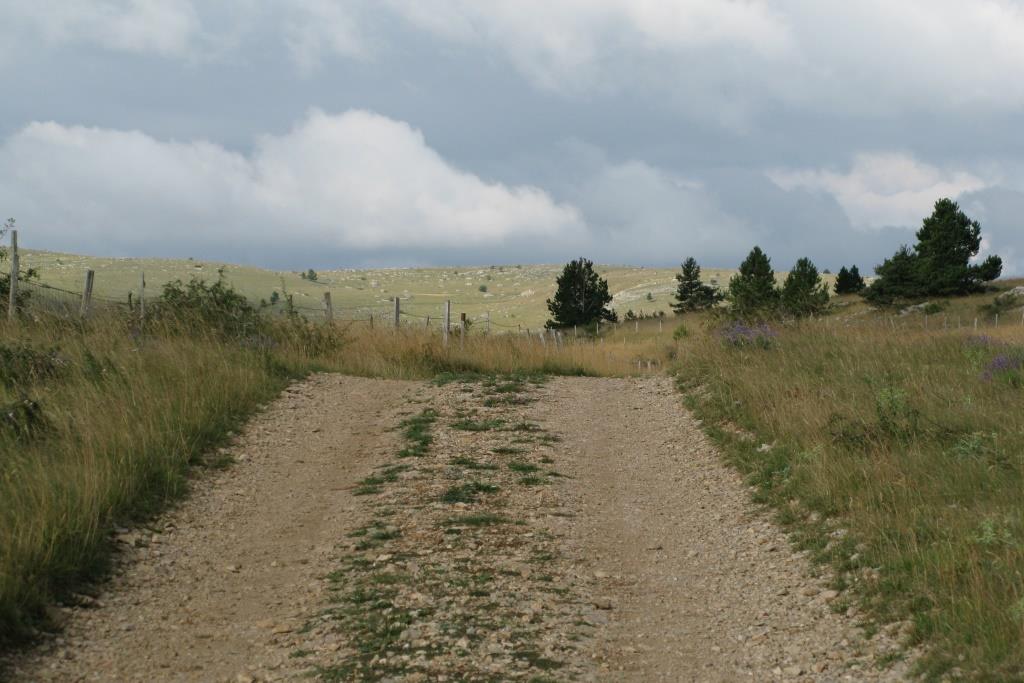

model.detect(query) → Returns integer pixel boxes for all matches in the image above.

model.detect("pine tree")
[834,265,866,294]
[671,257,722,314]
[727,246,779,316]
[865,198,1003,303]
[913,198,1000,296]
[863,246,920,304]
[545,257,617,329]
[781,257,830,317]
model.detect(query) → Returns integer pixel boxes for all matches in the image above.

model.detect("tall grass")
[314,323,669,378]
[0,309,666,644]
[0,314,309,642]
[675,321,1024,679]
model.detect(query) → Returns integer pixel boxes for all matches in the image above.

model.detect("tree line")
[545,198,1002,328]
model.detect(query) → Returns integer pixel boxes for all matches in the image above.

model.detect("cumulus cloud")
[767,153,990,229]
[0,110,584,262]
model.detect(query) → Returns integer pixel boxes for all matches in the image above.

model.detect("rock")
[801,586,820,597]
[593,599,614,610]
[820,590,840,601]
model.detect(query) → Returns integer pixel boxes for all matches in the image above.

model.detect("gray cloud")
[1,1,1023,275]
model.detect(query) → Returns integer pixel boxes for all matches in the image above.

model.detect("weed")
[508,461,540,474]
[451,456,498,471]
[451,418,504,432]
[440,482,500,504]
[492,446,525,455]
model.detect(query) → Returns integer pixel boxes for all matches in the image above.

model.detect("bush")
[151,270,263,339]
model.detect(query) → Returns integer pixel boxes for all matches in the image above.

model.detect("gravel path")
[3,374,909,681]
[4,375,420,682]
[533,377,910,681]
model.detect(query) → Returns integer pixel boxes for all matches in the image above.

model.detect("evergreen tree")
[671,257,722,314]
[305,268,319,282]
[545,257,617,328]
[834,265,866,294]
[781,257,830,317]
[727,246,779,316]
[863,246,920,304]
[865,199,1002,303]
[913,198,1000,295]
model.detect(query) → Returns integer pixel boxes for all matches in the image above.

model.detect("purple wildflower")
[981,353,1024,382]
[720,321,777,348]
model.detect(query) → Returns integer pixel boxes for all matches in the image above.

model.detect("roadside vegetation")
[675,319,1024,679]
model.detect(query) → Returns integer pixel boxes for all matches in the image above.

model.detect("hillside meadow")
[21,249,837,330]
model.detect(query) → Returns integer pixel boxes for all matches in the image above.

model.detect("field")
[2,254,1024,680]
[20,249,832,330]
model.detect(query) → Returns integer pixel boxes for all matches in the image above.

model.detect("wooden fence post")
[323,291,333,322]
[394,297,400,329]
[80,269,95,318]
[486,311,490,335]
[369,313,374,329]
[460,312,466,350]
[443,300,451,346]
[425,315,431,329]
[7,230,17,320]
[138,271,146,324]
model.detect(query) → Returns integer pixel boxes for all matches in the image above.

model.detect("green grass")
[451,417,505,432]
[676,321,1024,679]
[397,409,438,457]
[451,456,498,471]
[508,461,540,474]
[0,315,308,643]
[440,482,500,504]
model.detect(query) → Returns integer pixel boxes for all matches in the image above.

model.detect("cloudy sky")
[2,1,1023,273]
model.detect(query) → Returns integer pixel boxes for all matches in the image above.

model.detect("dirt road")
[5,375,908,681]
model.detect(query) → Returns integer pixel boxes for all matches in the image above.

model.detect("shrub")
[0,343,65,389]
[151,270,263,339]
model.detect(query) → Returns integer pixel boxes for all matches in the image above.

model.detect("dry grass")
[315,323,670,379]
[0,311,672,645]
[675,319,1024,679]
